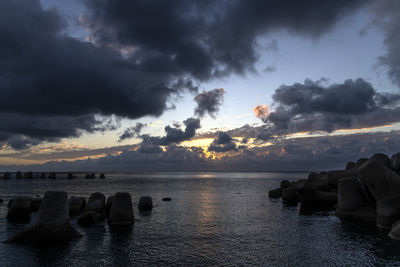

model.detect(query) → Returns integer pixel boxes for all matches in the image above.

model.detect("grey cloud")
[119,123,146,142]
[208,132,237,152]
[256,78,400,137]
[138,117,201,152]
[194,88,225,118]
[371,0,400,88]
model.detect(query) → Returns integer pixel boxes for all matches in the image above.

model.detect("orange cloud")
[253,104,270,120]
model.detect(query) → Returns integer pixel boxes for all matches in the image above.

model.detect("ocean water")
[1,172,400,266]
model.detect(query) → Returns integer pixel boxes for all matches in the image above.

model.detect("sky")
[1,0,400,171]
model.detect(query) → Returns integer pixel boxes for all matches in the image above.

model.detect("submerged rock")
[162,197,172,201]
[108,192,134,227]
[4,191,81,243]
[7,197,31,223]
[138,196,153,211]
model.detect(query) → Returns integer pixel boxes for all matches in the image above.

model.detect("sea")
[1,172,400,266]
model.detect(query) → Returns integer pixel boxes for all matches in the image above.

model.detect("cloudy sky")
[1,0,400,171]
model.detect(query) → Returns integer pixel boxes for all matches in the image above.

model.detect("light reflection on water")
[0,172,400,266]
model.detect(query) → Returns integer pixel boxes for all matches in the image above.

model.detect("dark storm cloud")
[371,0,400,88]
[255,78,400,138]
[194,88,225,118]
[83,0,369,77]
[208,131,237,152]
[119,123,146,142]
[0,0,370,149]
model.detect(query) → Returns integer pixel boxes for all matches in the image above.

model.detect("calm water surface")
[1,172,400,266]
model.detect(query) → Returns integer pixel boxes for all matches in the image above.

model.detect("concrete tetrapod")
[108,192,134,227]
[4,191,81,243]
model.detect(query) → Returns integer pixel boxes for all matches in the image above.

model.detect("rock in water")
[281,186,299,205]
[377,195,400,229]
[84,192,106,217]
[359,159,400,201]
[108,192,134,227]
[296,181,337,208]
[391,153,400,173]
[335,177,376,222]
[280,180,291,190]
[7,197,31,223]
[69,196,85,216]
[162,197,172,201]
[327,170,355,189]
[345,162,356,170]
[268,188,281,198]
[371,153,391,169]
[3,191,81,243]
[389,222,400,241]
[30,198,42,212]
[138,196,153,211]
[78,192,106,225]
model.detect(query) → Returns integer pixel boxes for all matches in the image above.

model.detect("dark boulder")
[268,188,281,198]
[391,153,400,173]
[280,180,291,190]
[16,171,22,179]
[84,192,106,217]
[108,192,134,227]
[335,177,376,222]
[389,220,400,240]
[327,170,356,189]
[296,181,337,208]
[345,162,356,170]
[281,186,299,206]
[4,191,81,243]
[78,192,106,225]
[138,196,153,211]
[7,197,31,223]
[371,153,391,169]
[359,159,400,201]
[30,198,42,212]
[77,211,102,226]
[162,197,172,201]
[69,196,85,216]
[99,173,106,179]
[2,172,11,179]
[355,158,369,169]
[377,195,400,229]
